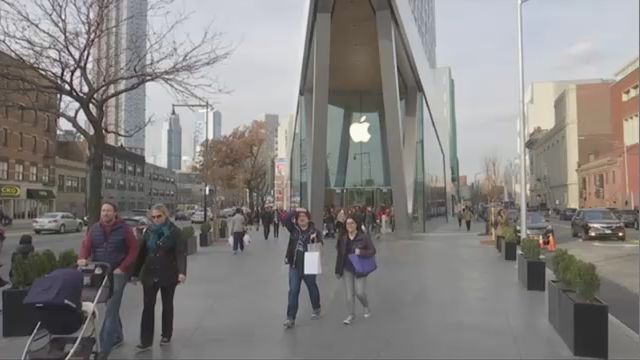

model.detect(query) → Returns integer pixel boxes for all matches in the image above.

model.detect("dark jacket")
[282,210,322,269]
[10,241,35,279]
[80,218,139,273]
[261,211,274,226]
[335,231,376,276]
[134,221,186,287]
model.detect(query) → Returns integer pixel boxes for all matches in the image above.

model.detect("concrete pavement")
[1,222,639,358]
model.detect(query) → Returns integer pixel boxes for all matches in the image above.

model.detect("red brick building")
[577,58,639,209]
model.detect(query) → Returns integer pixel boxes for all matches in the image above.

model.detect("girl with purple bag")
[334,215,377,325]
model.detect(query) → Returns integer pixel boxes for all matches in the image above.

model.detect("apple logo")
[349,115,372,143]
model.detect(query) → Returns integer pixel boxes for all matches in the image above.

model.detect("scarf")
[147,220,173,251]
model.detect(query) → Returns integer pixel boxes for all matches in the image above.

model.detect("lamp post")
[171,101,213,225]
[517,0,529,240]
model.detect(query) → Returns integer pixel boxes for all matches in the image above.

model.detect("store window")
[0,161,7,180]
[29,165,37,182]
[58,175,65,191]
[42,168,49,184]
[15,163,23,181]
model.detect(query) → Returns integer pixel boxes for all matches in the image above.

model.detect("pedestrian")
[324,208,335,238]
[77,202,139,359]
[496,208,508,241]
[9,234,35,279]
[254,208,261,231]
[336,209,346,237]
[230,208,246,255]
[261,206,274,240]
[282,208,322,329]
[456,204,463,228]
[335,216,376,325]
[273,208,281,239]
[464,207,474,231]
[365,207,376,234]
[132,204,186,352]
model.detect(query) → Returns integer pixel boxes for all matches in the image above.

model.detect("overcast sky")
[144,0,639,177]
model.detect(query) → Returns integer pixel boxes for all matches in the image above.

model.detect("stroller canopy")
[23,268,83,310]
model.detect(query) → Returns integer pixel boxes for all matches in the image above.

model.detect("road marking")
[592,242,639,248]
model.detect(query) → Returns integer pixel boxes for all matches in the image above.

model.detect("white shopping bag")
[228,236,233,247]
[304,243,322,275]
[243,233,252,245]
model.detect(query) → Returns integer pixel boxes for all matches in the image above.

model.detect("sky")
[143,0,639,177]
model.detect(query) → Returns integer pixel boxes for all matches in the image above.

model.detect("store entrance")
[328,187,392,210]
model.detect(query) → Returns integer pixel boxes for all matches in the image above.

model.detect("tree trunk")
[87,137,105,226]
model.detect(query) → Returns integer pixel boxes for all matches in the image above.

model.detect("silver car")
[33,212,84,234]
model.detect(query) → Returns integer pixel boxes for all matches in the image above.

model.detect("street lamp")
[171,101,214,224]
[517,0,530,240]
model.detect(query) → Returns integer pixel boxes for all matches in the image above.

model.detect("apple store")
[290,0,455,234]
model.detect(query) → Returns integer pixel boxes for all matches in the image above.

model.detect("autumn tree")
[482,154,503,203]
[0,0,232,224]
[197,120,267,211]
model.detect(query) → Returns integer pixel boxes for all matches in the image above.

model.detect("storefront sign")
[0,185,21,198]
[26,189,56,200]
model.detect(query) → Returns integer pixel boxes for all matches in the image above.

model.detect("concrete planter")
[185,235,197,256]
[502,241,517,261]
[517,252,545,291]
[199,232,211,247]
[557,289,608,359]
[2,288,38,337]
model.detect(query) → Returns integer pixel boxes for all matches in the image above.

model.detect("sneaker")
[160,337,170,346]
[135,344,152,353]
[283,319,295,329]
[363,308,371,318]
[311,309,321,320]
[343,315,355,325]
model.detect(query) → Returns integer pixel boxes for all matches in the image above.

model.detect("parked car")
[571,208,625,241]
[174,211,189,221]
[615,209,639,229]
[190,210,212,224]
[559,208,577,221]
[32,212,84,234]
[515,212,554,244]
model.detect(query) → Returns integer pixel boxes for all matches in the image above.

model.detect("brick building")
[0,52,57,220]
[55,141,88,217]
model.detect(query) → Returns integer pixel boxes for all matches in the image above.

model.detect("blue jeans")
[286,268,321,320]
[100,273,127,354]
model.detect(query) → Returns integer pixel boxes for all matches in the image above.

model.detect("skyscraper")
[212,110,222,140]
[167,110,182,171]
[94,0,148,156]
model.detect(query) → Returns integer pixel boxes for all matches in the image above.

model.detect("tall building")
[212,110,222,140]
[258,113,279,199]
[289,0,455,233]
[94,0,148,156]
[167,110,182,171]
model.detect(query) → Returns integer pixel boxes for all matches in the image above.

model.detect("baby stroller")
[21,262,113,360]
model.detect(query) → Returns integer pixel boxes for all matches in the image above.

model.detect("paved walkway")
[1,221,638,359]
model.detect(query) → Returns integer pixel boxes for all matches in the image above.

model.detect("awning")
[26,189,56,200]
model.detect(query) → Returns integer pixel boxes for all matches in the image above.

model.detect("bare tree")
[0,0,232,223]
[482,154,502,204]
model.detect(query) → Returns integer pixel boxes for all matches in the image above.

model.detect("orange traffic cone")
[538,236,545,249]
[547,233,557,252]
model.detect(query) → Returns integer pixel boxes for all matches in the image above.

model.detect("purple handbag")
[348,254,377,277]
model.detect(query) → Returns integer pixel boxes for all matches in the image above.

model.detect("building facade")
[95,0,148,156]
[145,163,177,212]
[289,0,453,233]
[101,144,148,212]
[0,52,57,220]
[175,171,204,208]
[527,81,614,209]
[167,111,182,171]
[54,142,88,218]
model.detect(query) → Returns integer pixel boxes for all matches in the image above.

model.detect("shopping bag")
[304,243,322,275]
[228,236,233,247]
[243,233,252,246]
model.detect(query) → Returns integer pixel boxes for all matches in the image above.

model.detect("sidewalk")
[0,223,638,359]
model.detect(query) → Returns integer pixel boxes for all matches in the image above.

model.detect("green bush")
[30,252,50,279]
[181,226,195,239]
[558,253,578,288]
[41,249,58,275]
[503,226,518,243]
[58,249,78,268]
[521,238,541,260]
[572,260,600,302]
[551,248,569,277]
[200,222,211,233]
[10,255,33,289]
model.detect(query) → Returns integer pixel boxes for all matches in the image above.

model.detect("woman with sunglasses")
[132,204,187,352]
[334,215,376,325]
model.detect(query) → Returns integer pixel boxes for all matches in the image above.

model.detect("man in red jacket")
[78,202,138,359]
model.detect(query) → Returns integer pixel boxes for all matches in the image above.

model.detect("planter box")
[557,289,608,359]
[548,280,570,335]
[2,288,39,337]
[186,235,197,256]
[502,241,517,261]
[517,252,545,291]
[496,236,502,253]
[199,232,211,247]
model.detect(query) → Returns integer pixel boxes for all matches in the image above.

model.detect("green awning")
[26,189,56,200]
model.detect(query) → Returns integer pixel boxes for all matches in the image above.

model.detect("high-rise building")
[167,110,182,171]
[212,110,222,140]
[94,0,148,156]
[289,0,456,233]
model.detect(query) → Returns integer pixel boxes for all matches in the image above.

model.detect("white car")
[191,210,213,224]
[33,212,84,234]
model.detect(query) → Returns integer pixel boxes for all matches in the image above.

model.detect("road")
[548,218,639,334]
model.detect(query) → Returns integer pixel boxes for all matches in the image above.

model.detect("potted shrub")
[517,238,545,291]
[548,249,570,332]
[549,251,608,359]
[3,254,41,337]
[57,249,78,268]
[199,222,211,247]
[182,226,197,255]
[501,226,517,261]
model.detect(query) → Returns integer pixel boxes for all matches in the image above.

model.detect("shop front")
[0,183,55,220]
